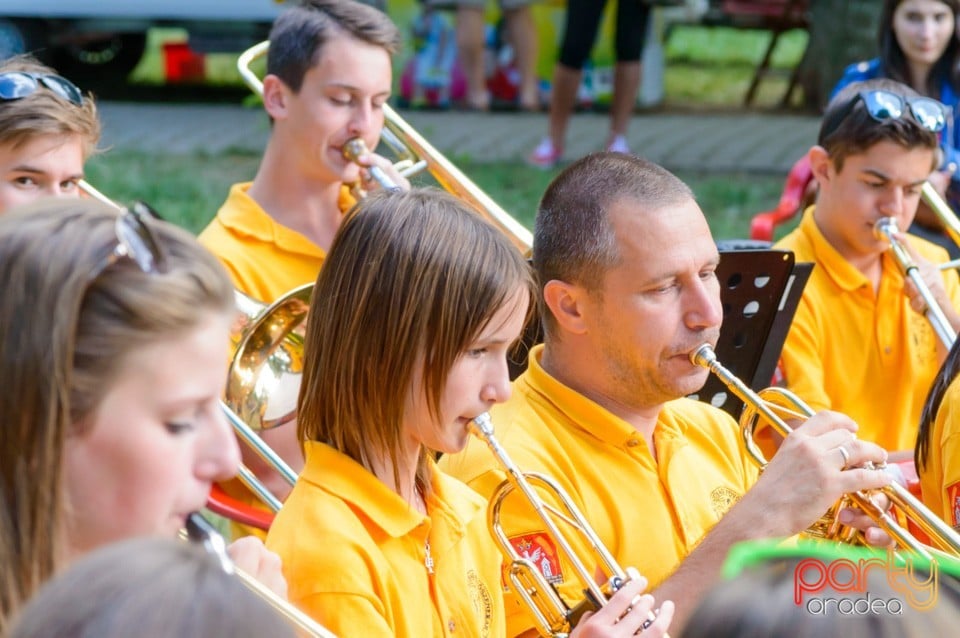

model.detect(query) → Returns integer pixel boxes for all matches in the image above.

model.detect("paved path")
[99,102,820,175]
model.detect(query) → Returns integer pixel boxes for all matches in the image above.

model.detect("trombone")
[184,513,338,637]
[468,413,666,638]
[690,343,960,561]
[874,216,957,350]
[236,41,533,255]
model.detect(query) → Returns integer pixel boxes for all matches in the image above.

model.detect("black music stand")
[689,244,813,420]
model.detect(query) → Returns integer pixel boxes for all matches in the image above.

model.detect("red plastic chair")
[749,154,813,241]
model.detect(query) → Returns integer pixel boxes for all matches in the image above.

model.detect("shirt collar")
[217,182,327,258]
[801,206,872,292]
[300,441,481,539]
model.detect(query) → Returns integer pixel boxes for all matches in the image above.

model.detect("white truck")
[0,1,288,83]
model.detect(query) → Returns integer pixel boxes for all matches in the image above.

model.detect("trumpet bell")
[226,286,312,432]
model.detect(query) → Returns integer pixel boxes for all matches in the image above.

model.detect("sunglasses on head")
[0,71,84,106]
[88,202,168,283]
[819,89,948,142]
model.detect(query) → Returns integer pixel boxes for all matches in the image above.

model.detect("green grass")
[86,150,789,241]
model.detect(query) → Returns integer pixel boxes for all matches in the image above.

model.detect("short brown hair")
[818,78,939,172]
[534,152,694,336]
[0,56,101,159]
[268,0,401,93]
[298,188,534,494]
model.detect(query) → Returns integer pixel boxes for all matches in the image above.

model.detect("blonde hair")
[0,56,101,159]
[297,188,534,494]
[0,199,235,632]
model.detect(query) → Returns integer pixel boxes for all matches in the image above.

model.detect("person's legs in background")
[454,4,490,110]
[502,2,539,111]
[528,0,607,168]
[606,0,651,154]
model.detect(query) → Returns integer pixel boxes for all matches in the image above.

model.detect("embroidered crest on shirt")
[508,532,563,584]
[467,569,493,638]
[710,486,741,519]
[948,481,960,528]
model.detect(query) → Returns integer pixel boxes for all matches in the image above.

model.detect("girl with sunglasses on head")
[264,188,674,637]
[833,0,960,254]
[0,198,287,633]
[0,55,100,214]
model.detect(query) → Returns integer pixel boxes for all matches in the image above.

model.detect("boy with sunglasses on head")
[0,55,100,214]
[774,77,960,458]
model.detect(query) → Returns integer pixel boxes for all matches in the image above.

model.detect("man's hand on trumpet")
[743,410,892,539]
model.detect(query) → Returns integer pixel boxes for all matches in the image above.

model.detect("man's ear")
[543,279,589,335]
[808,145,833,186]
[261,74,289,120]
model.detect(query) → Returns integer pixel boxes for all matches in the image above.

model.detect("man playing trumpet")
[774,78,960,456]
[441,152,894,634]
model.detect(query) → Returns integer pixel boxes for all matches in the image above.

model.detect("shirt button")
[627,439,640,447]
[448,620,456,632]
[884,346,892,355]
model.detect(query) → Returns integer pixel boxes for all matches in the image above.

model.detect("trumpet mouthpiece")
[342,138,369,162]
[874,217,898,240]
[469,412,494,437]
[689,343,716,368]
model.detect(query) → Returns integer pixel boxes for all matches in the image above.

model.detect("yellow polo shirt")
[199,182,354,540]
[774,208,960,452]
[439,345,758,637]
[198,181,356,302]
[266,442,505,638]
[919,377,960,526]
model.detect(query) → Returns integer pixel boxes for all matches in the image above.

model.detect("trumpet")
[690,343,960,560]
[468,413,666,638]
[237,41,532,255]
[874,216,957,349]
[184,513,337,637]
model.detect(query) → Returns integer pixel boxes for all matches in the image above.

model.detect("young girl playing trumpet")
[265,188,673,637]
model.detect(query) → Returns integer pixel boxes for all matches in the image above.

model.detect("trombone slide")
[874,217,957,349]
[184,513,338,638]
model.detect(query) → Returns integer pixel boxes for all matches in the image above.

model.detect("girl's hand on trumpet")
[228,535,288,599]
[570,577,674,638]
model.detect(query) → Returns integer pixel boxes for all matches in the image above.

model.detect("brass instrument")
[874,217,957,349]
[690,343,960,560]
[236,41,533,255]
[77,182,303,514]
[922,181,960,249]
[468,413,666,638]
[184,513,338,637]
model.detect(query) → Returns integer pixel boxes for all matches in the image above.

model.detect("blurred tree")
[798,0,881,110]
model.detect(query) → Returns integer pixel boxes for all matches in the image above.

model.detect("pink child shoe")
[527,138,562,169]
